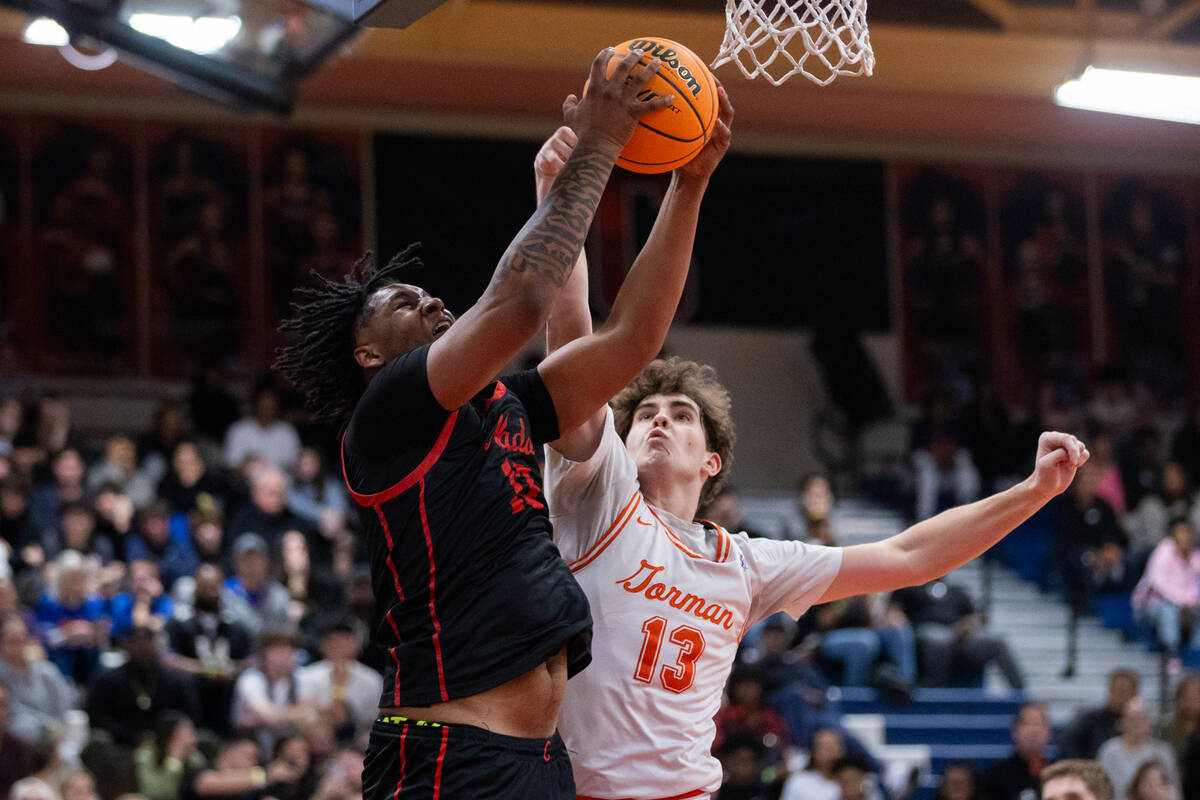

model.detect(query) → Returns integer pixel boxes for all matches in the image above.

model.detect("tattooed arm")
[426,48,672,411]
[536,86,734,453]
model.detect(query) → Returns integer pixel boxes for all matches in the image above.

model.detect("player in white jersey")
[532,130,1090,800]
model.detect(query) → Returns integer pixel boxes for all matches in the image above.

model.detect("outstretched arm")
[425,49,673,410]
[539,85,735,460]
[819,432,1089,602]
[535,126,593,354]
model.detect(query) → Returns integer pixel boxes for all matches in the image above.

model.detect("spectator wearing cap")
[0,613,78,744]
[164,564,253,735]
[34,550,106,684]
[127,502,199,591]
[223,534,290,637]
[87,625,201,748]
[296,621,383,743]
[231,632,316,753]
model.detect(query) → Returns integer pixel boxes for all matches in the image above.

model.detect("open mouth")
[433,320,452,336]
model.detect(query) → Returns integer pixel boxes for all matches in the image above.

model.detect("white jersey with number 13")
[545,409,843,800]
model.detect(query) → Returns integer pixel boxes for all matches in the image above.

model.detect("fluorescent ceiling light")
[23,16,69,46]
[1054,66,1200,125]
[128,13,242,55]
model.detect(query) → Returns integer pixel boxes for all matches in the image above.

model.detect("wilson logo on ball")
[628,39,703,96]
[600,37,719,174]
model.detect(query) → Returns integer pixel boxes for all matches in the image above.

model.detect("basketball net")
[712,0,874,86]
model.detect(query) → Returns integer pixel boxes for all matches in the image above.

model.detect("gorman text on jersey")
[616,559,735,630]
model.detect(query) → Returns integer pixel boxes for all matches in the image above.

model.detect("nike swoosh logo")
[636,517,652,526]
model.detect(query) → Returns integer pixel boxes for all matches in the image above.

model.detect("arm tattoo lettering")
[493,147,612,289]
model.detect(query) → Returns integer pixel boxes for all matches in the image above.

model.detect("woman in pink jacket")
[1132,516,1200,668]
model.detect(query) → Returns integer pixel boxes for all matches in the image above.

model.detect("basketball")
[602,37,719,174]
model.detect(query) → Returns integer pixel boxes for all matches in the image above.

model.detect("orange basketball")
[603,37,719,174]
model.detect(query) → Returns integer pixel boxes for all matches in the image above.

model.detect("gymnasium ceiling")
[0,0,1198,166]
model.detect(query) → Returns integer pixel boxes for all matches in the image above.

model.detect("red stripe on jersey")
[568,490,640,573]
[389,647,402,706]
[395,723,408,796]
[484,381,507,412]
[576,790,705,800]
[385,609,401,639]
[418,480,449,702]
[374,507,407,602]
[432,726,449,800]
[341,410,459,507]
[648,506,705,560]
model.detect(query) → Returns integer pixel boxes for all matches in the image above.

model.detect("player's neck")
[639,476,702,526]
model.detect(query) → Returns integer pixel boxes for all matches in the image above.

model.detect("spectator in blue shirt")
[126,501,198,590]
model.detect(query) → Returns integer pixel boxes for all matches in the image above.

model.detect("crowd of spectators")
[3,352,1200,800]
[899,368,1200,675]
[0,366,373,800]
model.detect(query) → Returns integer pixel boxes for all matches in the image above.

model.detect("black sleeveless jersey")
[341,344,592,708]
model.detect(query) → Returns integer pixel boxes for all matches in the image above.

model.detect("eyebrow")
[635,400,700,414]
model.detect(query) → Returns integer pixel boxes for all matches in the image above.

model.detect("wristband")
[250,767,267,788]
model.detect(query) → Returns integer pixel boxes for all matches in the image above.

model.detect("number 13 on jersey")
[634,616,706,693]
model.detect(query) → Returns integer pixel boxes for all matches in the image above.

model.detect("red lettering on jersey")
[487,414,536,456]
[501,458,544,514]
[615,559,735,630]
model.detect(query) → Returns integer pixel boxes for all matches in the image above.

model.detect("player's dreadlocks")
[274,243,423,425]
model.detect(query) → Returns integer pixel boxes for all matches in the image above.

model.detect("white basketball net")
[712,0,875,87]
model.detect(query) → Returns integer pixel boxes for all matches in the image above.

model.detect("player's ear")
[702,451,721,479]
[354,343,384,370]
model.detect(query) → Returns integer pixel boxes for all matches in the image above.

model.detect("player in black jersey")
[275,48,734,800]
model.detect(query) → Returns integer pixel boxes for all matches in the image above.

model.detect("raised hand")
[1028,431,1090,499]
[676,80,734,183]
[563,48,674,155]
[534,126,578,204]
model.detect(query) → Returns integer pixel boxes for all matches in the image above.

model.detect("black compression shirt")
[341,344,592,708]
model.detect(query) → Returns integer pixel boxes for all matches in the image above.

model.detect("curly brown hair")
[611,357,735,507]
[1041,760,1115,800]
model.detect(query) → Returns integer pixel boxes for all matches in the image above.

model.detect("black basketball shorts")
[363,715,574,800]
